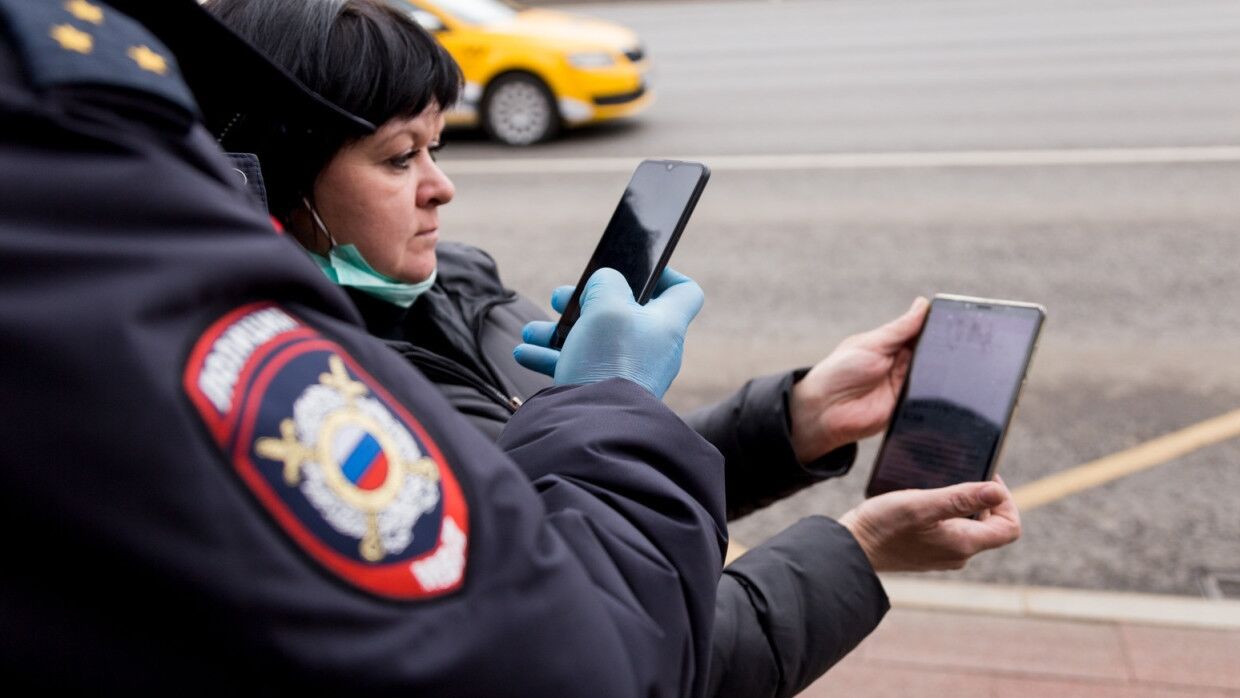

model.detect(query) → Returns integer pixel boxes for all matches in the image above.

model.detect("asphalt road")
[438,0,1240,597]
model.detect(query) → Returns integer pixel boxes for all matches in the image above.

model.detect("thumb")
[862,296,930,354]
[915,481,1005,524]
[580,267,634,309]
[647,271,704,326]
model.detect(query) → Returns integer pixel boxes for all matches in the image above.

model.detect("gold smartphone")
[866,294,1046,497]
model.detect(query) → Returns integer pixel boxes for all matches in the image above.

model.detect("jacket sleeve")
[708,517,889,698]
[684,370,858,520]
[498,379,728,698]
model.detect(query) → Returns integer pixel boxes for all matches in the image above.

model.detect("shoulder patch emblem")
[184,303,469,600]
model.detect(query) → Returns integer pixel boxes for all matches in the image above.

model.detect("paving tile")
[796,660,1240,698]
[991,675,1237,697]
[797,656,992,698]
[859,608,1131,681]
[1123,624,1240,691]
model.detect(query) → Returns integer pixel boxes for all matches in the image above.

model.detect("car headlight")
[568,52,615,68]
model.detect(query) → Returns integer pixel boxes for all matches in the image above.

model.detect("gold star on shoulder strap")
[127,45,168,75]
[64,0,104,25]
[50,23,92,54]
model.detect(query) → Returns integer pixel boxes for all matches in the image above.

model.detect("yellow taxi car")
[394,0,652,145]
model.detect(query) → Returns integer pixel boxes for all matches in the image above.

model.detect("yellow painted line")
[725,540,748,565]
[1012,407,1240,511]
[726,408,1240,563]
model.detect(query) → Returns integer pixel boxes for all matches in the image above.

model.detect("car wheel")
[481,73,560,146]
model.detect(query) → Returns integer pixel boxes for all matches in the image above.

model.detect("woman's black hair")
[204,0,461,217]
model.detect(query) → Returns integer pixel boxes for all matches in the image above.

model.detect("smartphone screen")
[866,296,1045,497]
[551,160,710,348]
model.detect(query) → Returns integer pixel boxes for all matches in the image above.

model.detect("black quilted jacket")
[347,242,891,698]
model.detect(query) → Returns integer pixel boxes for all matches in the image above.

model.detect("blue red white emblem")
[184,303,469,600]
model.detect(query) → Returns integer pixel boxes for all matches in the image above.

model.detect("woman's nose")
[420,161,455,208]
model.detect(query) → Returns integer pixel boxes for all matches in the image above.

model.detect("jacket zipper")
[389,341,520,414]
[469,293,521,392]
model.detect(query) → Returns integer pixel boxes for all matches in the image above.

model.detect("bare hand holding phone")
[840,476,1022,572]
[788,297,929,463]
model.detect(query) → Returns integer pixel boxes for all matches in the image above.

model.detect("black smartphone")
[549,159,711,349]
[866,294,1046,498]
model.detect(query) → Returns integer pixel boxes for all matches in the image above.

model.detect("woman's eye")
[388,142,442,169]
[389,151,415,169]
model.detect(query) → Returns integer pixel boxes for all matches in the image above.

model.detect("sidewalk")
[799,579,1240,697]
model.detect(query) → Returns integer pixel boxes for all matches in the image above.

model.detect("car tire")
[481,72,560,146]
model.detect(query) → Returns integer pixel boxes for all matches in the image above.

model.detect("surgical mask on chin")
[301,197,436,308]
[309,244,436,308]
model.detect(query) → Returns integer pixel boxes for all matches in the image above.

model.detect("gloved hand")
[514,267,704,398]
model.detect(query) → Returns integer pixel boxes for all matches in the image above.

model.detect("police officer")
[0,0,725,693]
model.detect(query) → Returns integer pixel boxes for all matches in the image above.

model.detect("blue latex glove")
[513,267,704,398]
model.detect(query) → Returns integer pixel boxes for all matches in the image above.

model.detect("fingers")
[844,480,1021,573]
[931,478,1021,555]
[855,296,930,355]
[521,321,557,348]
[911,480,1006,526]
[937,508,1022,556]
[652,266,692,296]
[904,296,931,325]
[890,346,914,389]
[648,267,705,324]
[550,285,575,314]
[575,266,703,331]
[987,475,1022,531]
[513,343,560,377]
[579,267,704,325]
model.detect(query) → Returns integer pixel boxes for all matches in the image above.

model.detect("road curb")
[879,576,1240,630]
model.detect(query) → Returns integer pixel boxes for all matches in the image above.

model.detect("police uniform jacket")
[0,1,729,693]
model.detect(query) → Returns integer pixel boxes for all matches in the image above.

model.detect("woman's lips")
[416,228,438,238]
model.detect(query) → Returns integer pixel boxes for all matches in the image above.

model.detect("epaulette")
[0,0,196,116]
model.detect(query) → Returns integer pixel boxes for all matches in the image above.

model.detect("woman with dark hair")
[201,1,1021,695]
[207,0,461,301]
